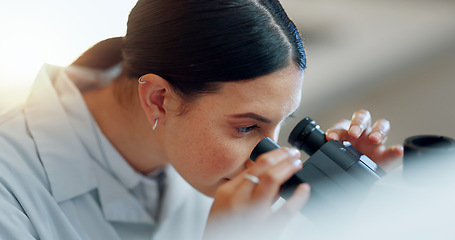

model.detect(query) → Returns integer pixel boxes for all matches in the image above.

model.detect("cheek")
[193,140,239,179]
[165,117,245,189]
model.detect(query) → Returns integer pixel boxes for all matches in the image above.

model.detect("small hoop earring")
[153,118,159,130]
[138,76,146,84]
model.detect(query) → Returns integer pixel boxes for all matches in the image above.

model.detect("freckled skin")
[161,64,304,197]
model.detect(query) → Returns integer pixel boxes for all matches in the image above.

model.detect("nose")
[268,125,282,143]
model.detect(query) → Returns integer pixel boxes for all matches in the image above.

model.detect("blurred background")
[0,0,135,110]
[280,0,455,155]
[1,0,455,163]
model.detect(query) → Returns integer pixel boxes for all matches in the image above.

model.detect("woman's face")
[162,64,304,197]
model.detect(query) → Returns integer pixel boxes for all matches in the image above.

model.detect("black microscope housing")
[250,117,386,221]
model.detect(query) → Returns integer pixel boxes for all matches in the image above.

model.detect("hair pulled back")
[74,0,306,101]
[124,0,305,98]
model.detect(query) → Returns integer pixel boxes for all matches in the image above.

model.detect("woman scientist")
[0,0,403,239]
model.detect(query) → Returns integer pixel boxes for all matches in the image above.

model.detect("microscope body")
[283,139,384,220]
[251,117,455,223]
[250,118,385,222]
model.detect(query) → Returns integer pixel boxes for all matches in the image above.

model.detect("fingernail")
[301,183,311,192]
[292,158,302,167]
[395,145,404,153]
[287,148,300,157]
[327,133,338,140]
[370,132,382,143]
[349,125,361,138]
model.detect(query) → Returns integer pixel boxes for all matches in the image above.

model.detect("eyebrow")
[286,110,298,120]
[230,112,272,123]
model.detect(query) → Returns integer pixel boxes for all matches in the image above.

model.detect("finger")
[223,174,258,204]
[223,147,301,201]
[326,119,350,140]
[378,144,404,164]
[280,183,311,213]
[249,147,300,176]
[251,156,303,204]
[272,183,311,228]
[349,109,372,139]
[368,119,390,144]
[226,147,300,188]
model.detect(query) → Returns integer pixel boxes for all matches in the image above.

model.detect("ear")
[137,74,180,127]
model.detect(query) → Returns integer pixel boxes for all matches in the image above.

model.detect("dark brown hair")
[73,0,306,101]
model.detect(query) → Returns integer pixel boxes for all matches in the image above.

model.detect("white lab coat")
[0,64,213,240]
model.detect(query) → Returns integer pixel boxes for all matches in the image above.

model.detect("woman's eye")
[237,125,260,134]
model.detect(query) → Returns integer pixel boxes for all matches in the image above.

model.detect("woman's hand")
[203,148,310,240]
[325,109,403,166]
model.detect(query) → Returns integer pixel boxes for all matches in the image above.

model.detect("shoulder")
[0,107,50,193]
[0,101,24,126]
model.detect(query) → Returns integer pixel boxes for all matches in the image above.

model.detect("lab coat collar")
[159,165,194,222]
[24,64,98,203]
[23,64,155,224]
[91,161,154,224]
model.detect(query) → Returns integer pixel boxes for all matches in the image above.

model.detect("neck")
[82,79,167,174]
